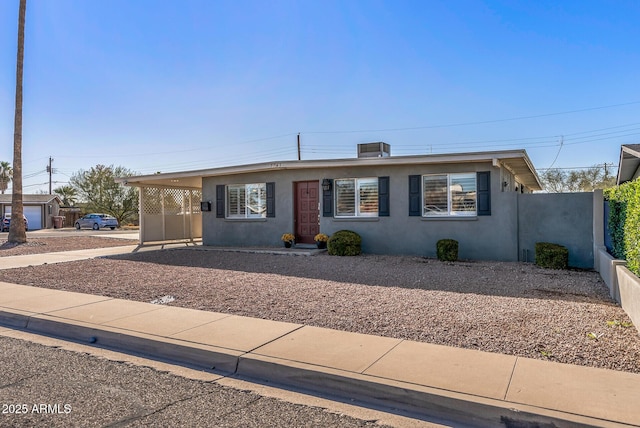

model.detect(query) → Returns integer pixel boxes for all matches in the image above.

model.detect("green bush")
[605,180,640,276]
[436,239,458,262]
[327,230,362,256]
[535,242,568,269]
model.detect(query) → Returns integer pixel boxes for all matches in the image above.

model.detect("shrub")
[535,242,568,269]
[327,230,361,256]
[436,239,458,262]
[605,180,640,276]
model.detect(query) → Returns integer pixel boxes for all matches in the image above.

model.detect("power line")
[564,131,640,145]
[303,101,640,134]
[562,122,640,136]
[40,122,640,175]
[55,133,299,160]
[538,165,619,171]
[23,170,46,179]
[134,146,297,174]
[547,136,564,169]
[304,121,640,153]
[22,182,50,188]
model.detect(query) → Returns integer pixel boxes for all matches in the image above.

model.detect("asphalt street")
[0,334,394,428]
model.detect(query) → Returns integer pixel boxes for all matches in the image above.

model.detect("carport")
[119,173,203,245]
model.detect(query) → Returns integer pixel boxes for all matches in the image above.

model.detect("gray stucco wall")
[201,161,522,261]
[201,164,595,267]
[319,163,519,261]
[202,168,326,248]
[517,192,594,269]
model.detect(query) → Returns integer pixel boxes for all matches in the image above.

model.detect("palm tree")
[54,185,78,207]
[9,0,27,244]
[0,161,12,194]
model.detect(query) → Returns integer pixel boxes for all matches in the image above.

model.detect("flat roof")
[118,149,543,191]
[0,194,61,204]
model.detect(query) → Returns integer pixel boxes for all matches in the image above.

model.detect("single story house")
[616,144,640,185]
[0,194,62,230]
[121,145,547,261]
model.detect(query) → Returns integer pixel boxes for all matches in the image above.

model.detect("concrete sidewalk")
[0,247,639,426]
[0,245,140,269]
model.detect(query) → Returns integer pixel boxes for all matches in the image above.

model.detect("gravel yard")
[1,237,638,374]
[0,236,138,256]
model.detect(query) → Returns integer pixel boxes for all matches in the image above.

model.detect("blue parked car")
[2,213,28,232]
[74,213,118,230]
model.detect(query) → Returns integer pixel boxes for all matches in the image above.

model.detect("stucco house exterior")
[0,194,62,230]
[121,145,546,261]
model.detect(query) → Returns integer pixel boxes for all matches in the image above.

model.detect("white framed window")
[423,173,476,216]
[335,178,378,217]
[227,183,266,218]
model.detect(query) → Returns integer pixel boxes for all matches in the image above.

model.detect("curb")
[1,307,630,428]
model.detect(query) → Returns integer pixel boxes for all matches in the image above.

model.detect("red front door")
[294,181,320,244]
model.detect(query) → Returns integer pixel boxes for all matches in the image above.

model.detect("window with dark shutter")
[423,175,448,215]
[476,171,491,216]
[266,182,275,217]
[216,185,225,218]
[408,175,421,216]
[334,178,378,217]
[322,179,333,217]
[423,173,476,216]
[335,179,356,216]
[226,183,267,218]
[378,176,390,216]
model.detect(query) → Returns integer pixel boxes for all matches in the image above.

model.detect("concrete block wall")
[517,192,594,269]
[616,265,640,335]
[596,247,627,303]
[597,247,640,336]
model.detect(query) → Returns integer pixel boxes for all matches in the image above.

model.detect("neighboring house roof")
[119,149,543,191]
[617,144,640,185]
[0,194,62,204]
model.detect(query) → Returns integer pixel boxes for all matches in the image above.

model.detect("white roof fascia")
[520,153,544,190]
[120,149,537,185]
[617,145,640,185]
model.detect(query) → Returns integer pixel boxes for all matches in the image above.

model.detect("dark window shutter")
[216,185,225,218]
[477,171,491,216]
[408,175,421,216]
[266,182,275,217]
[378,176,390,216]
[322,179,333,217]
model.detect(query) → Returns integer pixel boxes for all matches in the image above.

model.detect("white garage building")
[0,194,62,230]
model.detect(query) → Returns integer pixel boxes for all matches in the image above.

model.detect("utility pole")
[297,133,301,161]
[46,156,53,194]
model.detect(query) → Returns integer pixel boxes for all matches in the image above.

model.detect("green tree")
[9,0,27,244]
[69,165,139,225]
[539,165,615,193]
[53,185,78,207]
[0,161,13,194]
[539,169,566,193]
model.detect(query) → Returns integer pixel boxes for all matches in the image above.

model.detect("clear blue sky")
[1,0,639,193]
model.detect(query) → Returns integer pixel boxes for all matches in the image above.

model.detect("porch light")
[322,179,332,191]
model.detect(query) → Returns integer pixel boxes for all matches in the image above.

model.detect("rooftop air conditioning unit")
[357,142,391,158]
